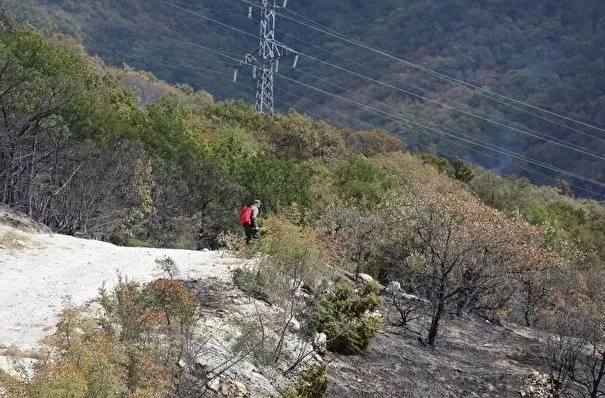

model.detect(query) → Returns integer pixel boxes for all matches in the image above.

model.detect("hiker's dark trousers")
[243,223,254,243]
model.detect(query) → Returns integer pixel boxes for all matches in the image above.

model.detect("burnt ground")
[184,278,552,398]
[328,306,546,398]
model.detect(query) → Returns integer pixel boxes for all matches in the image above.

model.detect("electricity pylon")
[234,0,298,114]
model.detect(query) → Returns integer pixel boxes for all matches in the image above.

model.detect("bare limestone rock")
[288,317,301,332]
[519,371,557,398]
[213,377,251,397]
[358,273,375,284]
[207,378,220,392]
[386,281,401,293]
[313,332,328,356]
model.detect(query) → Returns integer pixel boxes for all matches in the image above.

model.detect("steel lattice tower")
[235,0,298,114]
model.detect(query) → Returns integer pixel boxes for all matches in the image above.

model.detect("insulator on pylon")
[237,0,298,114]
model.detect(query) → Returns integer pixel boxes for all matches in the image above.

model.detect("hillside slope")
[1,19,605,398]
[4,0,605,196]
[0,214,579,398]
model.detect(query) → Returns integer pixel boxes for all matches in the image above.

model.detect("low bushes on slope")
[310,282,383,355]
[1,278,198,398]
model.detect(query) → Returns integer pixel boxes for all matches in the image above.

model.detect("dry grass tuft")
[0,229,29,251]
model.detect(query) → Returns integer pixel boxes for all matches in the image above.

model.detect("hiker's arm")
[251,207,259,227]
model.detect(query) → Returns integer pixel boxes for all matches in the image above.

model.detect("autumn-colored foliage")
[2,278,198,398]
[2,16,605,396]
[144,278,197,328]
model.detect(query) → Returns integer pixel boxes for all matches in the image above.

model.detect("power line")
[276,85,604,198]
[272,5,605,134]
[114,52,242,81]
[287,66,605,187]
[159,0,257,40]
[257,72,605,197]
[275,97,350,130]
[277,74,605,189]
[162,3,605,160]
[157,0,252,21]
[298,53,605,160]
[276,85,376,130]
[160,2,605,161]
[236,0,298,113]
[144,0,605,142]
[102,21,241,63]
[107,48,605,197]
[108,4,604,194]
[276,29,605,145]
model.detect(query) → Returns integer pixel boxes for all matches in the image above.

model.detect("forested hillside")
[2,14,605,397]
[3,0,605,197]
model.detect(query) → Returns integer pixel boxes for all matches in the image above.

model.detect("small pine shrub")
[155,256,179,279]
[283,364,331,398]
[298,363,331,398]
[310,282,382,355]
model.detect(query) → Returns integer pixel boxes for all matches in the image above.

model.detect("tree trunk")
[590,351,605,398]
[427,299,444,347]
[27,130,38,217]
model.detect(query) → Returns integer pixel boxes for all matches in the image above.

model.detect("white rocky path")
[0,224,242,349]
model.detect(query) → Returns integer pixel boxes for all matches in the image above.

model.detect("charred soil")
[328,306,546,398]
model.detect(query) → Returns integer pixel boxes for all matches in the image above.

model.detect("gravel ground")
[0,224,242,349]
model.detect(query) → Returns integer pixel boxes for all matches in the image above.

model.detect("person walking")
[240,202,254,243]
[240,200,262,243]
[250,200,262,240]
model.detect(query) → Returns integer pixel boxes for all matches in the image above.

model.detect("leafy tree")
[334,155,395,208]
[266,110,347,162]
[233,155,315,212]
[0,23,145,236]
[451,157,473,182]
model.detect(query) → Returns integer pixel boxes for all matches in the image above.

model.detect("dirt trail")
[0,225,242,348]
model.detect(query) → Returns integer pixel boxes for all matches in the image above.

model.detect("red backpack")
[239,206,252,225]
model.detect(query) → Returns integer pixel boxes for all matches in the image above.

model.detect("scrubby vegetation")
[310,282,382,355]
[2,15,605,397]
[0,278,199,397]
[283,364,331,398]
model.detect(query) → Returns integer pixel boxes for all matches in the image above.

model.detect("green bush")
[451,157,474,182]
[233,155,315,213]
[283,364,331,398]
[419,151,455,177]
[335,155,395,208]
[310,282,382,355]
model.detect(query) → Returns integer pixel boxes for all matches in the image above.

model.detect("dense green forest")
[3,0,605,197]
[2,15,605,397]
